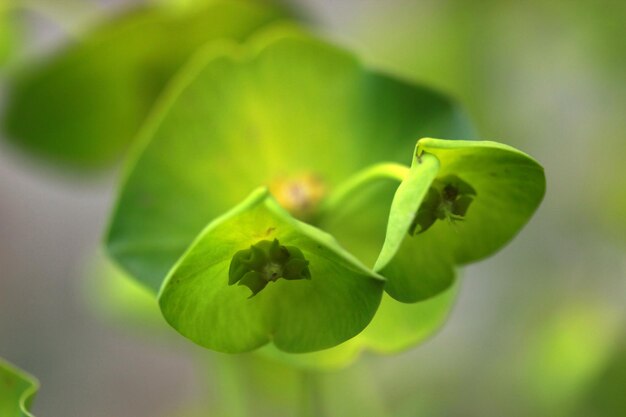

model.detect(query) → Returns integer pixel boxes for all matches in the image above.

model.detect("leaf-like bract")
[259,283,458,369]
[376,138,546,302]
[158,188,384,353]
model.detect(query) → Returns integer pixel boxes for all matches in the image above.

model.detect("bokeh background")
[1,0,625,416]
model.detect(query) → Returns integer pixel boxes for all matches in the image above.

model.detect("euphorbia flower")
[106,29,545,357]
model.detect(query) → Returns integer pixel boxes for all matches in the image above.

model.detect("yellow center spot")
[270,173,326,221]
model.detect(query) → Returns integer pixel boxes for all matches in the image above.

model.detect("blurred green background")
[0,0,624,416]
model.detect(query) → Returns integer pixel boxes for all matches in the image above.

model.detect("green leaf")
[107,30,474,292]
[0,358,39,417]
[259,282,458,370]
[377,138,546,302]
[158,188,384,353]
[2,0,285,168]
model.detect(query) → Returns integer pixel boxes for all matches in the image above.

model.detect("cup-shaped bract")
[0,358,38,417]
[375,138,546,302]
[158,188,384,353]
[2,0,285,168]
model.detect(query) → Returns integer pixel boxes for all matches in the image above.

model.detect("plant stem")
[319,162,409,219]
[211,354,249,417]
[300,370,325,417]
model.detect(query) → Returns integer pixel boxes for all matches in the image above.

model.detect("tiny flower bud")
[228,239,312,297]
[409,175,476,235]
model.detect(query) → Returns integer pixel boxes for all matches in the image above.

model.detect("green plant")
[0,3,547,415]
[106,30,545,362]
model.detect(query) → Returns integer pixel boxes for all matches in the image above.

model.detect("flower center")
[270,173,326,221]
[409,175,477,235]
[263,262,284,282]
[229,239,311,298]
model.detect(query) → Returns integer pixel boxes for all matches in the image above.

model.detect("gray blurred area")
[0,143,200,416]
[1,0,626,416]
[1,2,199,417]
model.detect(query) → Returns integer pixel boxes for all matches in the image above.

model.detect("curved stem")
[210,354,250,417]
[300,370,325,417]
[319,162,409,219]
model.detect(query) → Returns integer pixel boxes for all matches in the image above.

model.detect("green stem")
[300,370,325,417]
[319,162,409,219]
[210,354,250,417]
[355,361,393,417]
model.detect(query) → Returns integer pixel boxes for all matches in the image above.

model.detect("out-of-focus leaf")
[573,339,626,417]
[2,0,286,168]
[376,138,545,302]
[151,0,214,10]
[0,358,38,417]
[0,1,16,67]
[520,304,623,416]
[107,30,474,292]
[83,256,166,332]
[158,188,384,353]
[259,281,458,370]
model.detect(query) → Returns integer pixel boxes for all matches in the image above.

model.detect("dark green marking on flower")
[228,239,312,297]
[409,175,477,235]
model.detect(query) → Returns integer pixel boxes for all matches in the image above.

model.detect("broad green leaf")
[0,358,38,417]
[377,138,546,302]
[158,188,384,353]
[259,282,458,370]
[2,0,285,168]
[107,31,474,292]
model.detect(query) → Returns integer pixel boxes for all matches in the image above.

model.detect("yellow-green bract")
[158,188,384,353]
[374,139,546,302]
[0,358,38,417]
